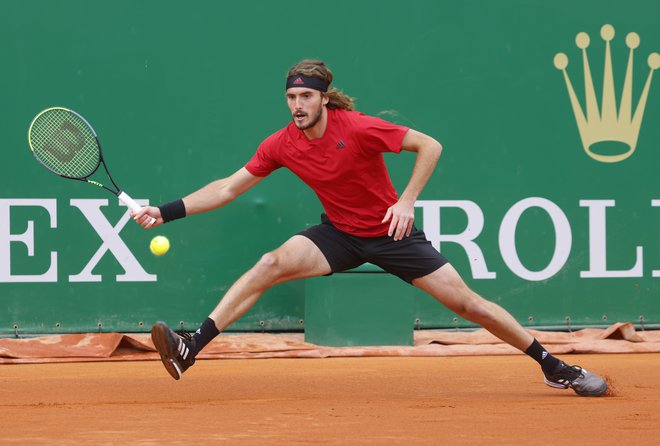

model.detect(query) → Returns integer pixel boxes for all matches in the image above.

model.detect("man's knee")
[251,251,287,283]
[255,251,278,271]
[457,294,495,324]
[257,252,278,268]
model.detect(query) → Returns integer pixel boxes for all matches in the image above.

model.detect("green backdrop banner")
[1,1,658,335]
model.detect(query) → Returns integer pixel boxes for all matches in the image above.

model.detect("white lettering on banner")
[652,200,660,278]
[69,199,156,282]
[0,199,58,282]
[416,200,496,279]
[579,200,643,278]
[499,197,572,281]
[2,197,658,283]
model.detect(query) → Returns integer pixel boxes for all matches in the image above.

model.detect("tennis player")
[134,59,608,396]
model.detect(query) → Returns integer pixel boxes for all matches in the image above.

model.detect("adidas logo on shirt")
[336,139,346,149]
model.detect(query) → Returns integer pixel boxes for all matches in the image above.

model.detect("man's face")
[286,88,327,130]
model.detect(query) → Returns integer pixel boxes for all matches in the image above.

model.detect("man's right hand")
[132,206,163,229]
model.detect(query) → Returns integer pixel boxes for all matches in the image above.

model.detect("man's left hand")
[382,200,415,241]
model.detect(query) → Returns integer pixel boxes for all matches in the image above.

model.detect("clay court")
[3,3,659,445]
[2,353,659,445]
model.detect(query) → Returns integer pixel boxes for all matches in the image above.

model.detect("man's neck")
[303,108,329,140]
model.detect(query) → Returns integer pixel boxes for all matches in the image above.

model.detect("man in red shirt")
[134,59,607,396]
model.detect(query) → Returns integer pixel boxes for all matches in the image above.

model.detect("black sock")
[525,338,561,375]
[191,318,220,356]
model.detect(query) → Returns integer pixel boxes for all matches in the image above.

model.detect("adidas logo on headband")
[285,74,329,92]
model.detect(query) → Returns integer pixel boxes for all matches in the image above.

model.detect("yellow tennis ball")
[150,236,170,256]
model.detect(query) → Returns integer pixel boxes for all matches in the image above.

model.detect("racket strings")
[29,109,100,179]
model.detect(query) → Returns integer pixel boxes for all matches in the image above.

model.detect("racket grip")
[118,191,157,226]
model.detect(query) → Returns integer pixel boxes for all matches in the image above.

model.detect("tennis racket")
[27,107,155,225]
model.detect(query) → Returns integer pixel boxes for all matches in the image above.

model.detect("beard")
[292,103,324,130]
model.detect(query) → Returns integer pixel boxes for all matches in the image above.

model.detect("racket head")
[28,107,102,180]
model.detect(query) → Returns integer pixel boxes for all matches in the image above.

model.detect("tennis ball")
[150,236,170,256]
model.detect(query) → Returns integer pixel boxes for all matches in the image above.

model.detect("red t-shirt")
[245,108,409,237]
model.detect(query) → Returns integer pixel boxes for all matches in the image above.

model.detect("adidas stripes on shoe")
[151,321,196,380]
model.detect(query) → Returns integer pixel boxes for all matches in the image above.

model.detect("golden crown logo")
[554,24,659,163]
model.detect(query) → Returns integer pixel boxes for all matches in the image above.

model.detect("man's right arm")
[133,167,264,229]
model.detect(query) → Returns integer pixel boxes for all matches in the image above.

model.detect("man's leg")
[152,235,331,379]
[412,263,608,396]
[412,263,533,351]
[208,235,332,331]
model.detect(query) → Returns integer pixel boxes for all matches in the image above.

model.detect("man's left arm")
[382,129,442,240]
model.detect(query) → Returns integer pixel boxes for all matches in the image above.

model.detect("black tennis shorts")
[297,214,448,284]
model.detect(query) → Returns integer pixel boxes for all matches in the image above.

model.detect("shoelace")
[554,364,584,384]
[566,365,584,380]
[176,328,193,341]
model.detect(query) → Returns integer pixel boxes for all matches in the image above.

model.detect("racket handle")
[118,191,157,226]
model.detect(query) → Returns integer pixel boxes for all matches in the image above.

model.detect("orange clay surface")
[1,353,659,445]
